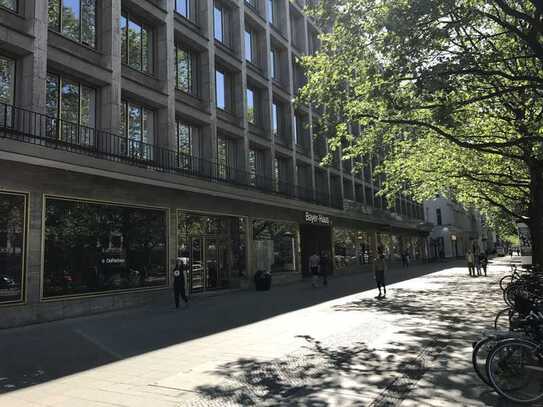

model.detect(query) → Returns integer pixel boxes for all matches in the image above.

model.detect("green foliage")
[298,0,543,237]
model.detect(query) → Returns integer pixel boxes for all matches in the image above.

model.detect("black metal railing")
[0,102,342,209]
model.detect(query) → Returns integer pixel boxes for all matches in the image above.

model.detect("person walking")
[374,248,387,298]
[466,250,475,277]
[475,250,482,276]
[401,251,408,268]
[173,257,189,308]
[480,252,488,277]
[309,252,320,287]
[320,251,330,286]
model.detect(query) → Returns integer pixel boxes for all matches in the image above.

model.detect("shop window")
[46,73,96,145]
[0,55,15,126]
[120,100,154,160]
[175,46,195,95]
[121,14,152,73]
[253,220,298,273]
[334,228,370,269]
[43,197,167,298]
[0,192,26,304]
[48,0,96,48]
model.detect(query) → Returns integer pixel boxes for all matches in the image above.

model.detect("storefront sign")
[305,211,330,225]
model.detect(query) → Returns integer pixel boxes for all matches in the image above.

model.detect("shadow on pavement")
[0,261,460,397]
[184,269,528,406]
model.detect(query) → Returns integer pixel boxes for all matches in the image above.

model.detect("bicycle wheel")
[472,336,497,386]
[500,274,513,292]
[486,339,543,404]
[494,308,512,331]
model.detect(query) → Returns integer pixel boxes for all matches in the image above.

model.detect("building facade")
[424,197,495,259]
[0,0,429,328]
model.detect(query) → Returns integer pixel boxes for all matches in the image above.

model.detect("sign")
[304,211,330,225]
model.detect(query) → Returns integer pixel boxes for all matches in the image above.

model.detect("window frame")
[121,12,153,74]
[244,28,254,63]
[0,0,17,13]
[175,0,190,20]
[0,54,16,107]
[120,99,155,160]
[213,3,224,43]
[48,0,97,49]
[246,87,256,125]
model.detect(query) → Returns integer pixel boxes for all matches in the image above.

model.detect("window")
[48,0,96,48]
[246,88,255,124]
[175,46,194,94]
[244,29,253,62]
[270,48,278,80]
[248,149,257,186]
[175,0,189,18]
[267,0,275,24]
[46,74,95,144]
[215,69,226,110]
[436,208,442,225]
[0,55,15,107]
[121,14,152,73]
[177,120,197,169]
[271,102,278,137]
[245,0,257,10]
[293,114,298,145]
[0,0,17,11]
[43,197,167,298]
[213,5,223,42]
[120,100,154,160]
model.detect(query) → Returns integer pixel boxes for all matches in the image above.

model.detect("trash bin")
[254,270,272,291]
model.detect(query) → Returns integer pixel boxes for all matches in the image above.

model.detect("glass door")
[205,239,218,289]
[190,237,204,292]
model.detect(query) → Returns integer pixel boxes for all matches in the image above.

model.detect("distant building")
[424,197,495,258]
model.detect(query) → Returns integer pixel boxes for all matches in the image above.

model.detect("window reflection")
[0,192,26,304]
[48,0,96,48]
[44,198,168,298]
[253,220,298,273]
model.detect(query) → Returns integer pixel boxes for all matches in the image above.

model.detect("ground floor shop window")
[177,211,246,293]
[43,197,167,298]
[0,192,26,303]
[253,220,298,273]
[334,228,371,271]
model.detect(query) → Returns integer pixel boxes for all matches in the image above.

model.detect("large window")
[267,0,275,24]
[0,192,26,304]
[43,197,167,298]
[246,88,255,124]
[0,56,15,124]
[175,46,194,94]
[271,102,278,137]
[48,0,96,48]
[46,74,96,144]
[215,69,226,110]
[0,0,16,11]
[121,14,152,73]
[213,4,224,42]
[253,220,298,273]
[270,48,277,80]
[120,100,154,160]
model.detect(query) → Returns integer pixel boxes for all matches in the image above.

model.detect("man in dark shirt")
[173,257,188,308]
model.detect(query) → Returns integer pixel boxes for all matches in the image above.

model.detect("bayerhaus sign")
[304,211,330,225]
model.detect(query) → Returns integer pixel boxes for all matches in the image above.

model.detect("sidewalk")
[0,260,521,406]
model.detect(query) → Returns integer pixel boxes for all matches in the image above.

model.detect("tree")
[298,0,543,266]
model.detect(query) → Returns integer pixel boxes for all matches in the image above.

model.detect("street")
[0,261,523,406]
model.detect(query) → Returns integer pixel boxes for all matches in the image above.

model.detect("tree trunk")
[528,163,543,269]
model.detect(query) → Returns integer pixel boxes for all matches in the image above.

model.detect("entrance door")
[189,237,229,293]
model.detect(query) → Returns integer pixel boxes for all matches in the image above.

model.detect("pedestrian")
[309,252,320,287]
[374,248,387,298]
[480,252,488,277]
[401,251,408,268]
[173,257,188,308]
[320,251,329,286]
[475,251,481,276]
[466,250,475,277]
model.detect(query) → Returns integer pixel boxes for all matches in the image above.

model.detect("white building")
[424,197,494,258]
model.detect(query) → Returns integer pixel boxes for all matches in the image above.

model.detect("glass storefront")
[43,197,168,298]
[0,192,26,304]
[177,211,246,292]
[334,228,371,271]
[253,220,298,273]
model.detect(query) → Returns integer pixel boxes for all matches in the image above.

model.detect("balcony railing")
[0,102,341,209]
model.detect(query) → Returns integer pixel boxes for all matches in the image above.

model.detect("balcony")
[0,103,341,209]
